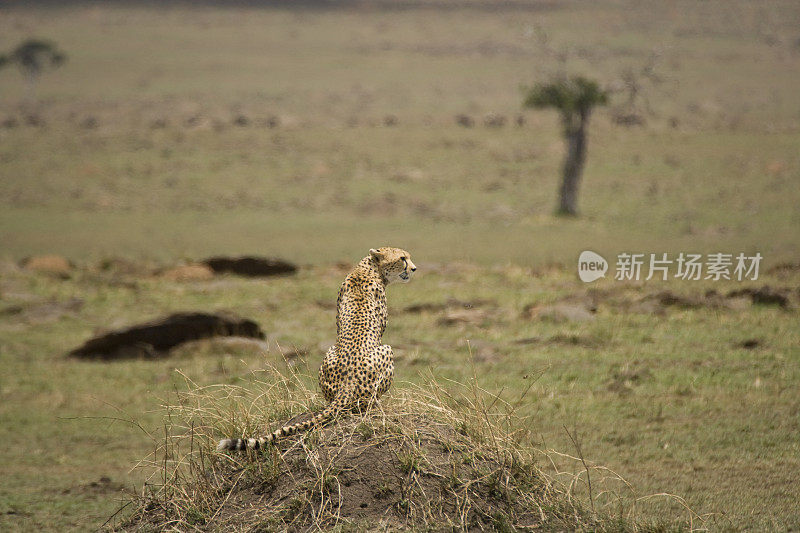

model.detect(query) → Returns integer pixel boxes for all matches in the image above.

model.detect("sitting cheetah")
[218,247,416,452]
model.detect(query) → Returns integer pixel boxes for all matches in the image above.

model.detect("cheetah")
[217,247,416,452]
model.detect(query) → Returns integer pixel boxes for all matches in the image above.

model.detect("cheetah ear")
[369,248,383,260]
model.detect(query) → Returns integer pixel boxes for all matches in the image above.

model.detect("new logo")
[578,251,608,283]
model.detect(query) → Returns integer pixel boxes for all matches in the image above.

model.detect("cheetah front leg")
[319,346,339,403]
[370,344,394,400]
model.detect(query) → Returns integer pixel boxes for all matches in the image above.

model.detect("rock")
[68,311,265,359]
[20,255,73,277]
[203,256,297,277]
[160,264,215,281]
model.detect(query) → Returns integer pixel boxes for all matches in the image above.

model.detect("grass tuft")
[114,365,703,531]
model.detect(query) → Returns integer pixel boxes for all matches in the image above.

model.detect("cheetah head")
[370,247,416,284]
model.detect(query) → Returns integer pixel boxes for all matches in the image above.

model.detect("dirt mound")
[20,254,73,277]
[202,417,551,531]
[117,375,603,532]
[159,263,215,281]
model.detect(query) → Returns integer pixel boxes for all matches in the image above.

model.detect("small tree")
[524,76,608,216]
[0,39,67,98]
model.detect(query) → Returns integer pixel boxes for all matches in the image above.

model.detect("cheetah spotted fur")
[218,247,416,452]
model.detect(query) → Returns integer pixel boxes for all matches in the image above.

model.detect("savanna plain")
[1,1,799,531]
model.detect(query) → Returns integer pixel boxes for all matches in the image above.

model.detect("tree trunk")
[557,112,589,216]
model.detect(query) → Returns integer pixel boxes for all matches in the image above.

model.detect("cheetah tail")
[216,403,338,452]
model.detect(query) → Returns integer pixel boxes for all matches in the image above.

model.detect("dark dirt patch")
[203,256,298,277]
[522,285,791,322]
[68,311,265,359]
[727,286,794,309]
[622,290,731,315]
[568,286,796,315]
[736,338,762,350]
[649,290,707,308]
[455,113,474,127]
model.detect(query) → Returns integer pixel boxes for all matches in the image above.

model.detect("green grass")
[1,264,798,530]
[1,1,799,530]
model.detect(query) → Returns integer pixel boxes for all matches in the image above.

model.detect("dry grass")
[114,362,705,531]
